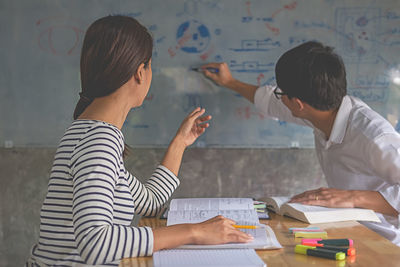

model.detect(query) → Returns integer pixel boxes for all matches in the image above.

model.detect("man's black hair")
[275,41,347,111]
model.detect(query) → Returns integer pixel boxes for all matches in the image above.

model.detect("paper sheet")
[166,198,282,249]
[153,249,266,267]
[179,225,282,249]
[169,198,254,211]
[167,209,259,225]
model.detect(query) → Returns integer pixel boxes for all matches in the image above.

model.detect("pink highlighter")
[301,238,354,247]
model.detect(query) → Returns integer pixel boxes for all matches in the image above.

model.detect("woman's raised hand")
[175,107,212,147]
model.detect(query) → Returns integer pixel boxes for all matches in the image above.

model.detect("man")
[201,41,400,245]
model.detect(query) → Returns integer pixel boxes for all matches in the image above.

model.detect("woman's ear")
[134,63,145,84]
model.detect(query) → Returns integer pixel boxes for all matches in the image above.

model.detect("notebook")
[153,249,266,267]
[166,198,282,249]
[262,196,381,224]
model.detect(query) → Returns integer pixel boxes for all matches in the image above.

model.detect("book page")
[153,249,266,267]
[270,196,291,208]
[285,203,371,212]
[167,209,259,225]
[179,225,282,249]
[262,196,291,214]
[282,203,381,223]
[169,198,254,211]
[285,203,339,212]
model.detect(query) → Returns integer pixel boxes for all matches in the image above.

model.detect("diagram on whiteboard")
[1,0,400,147]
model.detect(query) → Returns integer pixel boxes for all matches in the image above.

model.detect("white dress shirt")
[254,85,400,246]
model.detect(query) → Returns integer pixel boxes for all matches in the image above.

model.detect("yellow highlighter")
[294,231,328,238]
[295,244,346,260]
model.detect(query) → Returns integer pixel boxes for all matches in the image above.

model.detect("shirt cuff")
[145,226,154,256]
[379,185,400,227]
[156,165,180,189]
[379,185,400,212]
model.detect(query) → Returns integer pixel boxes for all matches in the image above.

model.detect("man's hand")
[201,62,235,88]
[289,187,356,208]
[290,187,399,217]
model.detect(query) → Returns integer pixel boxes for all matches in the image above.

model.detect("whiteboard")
[1,0,400,147]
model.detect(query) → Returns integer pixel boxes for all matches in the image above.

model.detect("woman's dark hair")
[275,41,347,111]
[73,15,153,119]
[74,15,153,157]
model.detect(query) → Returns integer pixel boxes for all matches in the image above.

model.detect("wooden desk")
[121,213,400,267]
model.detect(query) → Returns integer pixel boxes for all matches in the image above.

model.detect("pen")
[191,67,219,73]
[301,238,354,247]
[295,244,346,260]
[233,225,260,229]
[301,244,356,256]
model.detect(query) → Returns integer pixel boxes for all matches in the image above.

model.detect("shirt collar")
[327,96,352,145]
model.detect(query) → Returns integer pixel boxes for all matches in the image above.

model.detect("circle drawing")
[176,20,210,53]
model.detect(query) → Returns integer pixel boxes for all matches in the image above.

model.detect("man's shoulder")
[347,96,396,139]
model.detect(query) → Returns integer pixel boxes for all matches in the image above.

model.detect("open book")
[262,196,381,224]
[166,198,282,249]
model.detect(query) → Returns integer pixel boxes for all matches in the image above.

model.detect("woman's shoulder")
[69,119,123,139]
[62,119,125,156]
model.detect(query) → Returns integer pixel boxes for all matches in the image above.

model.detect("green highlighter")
[295,244,346,260]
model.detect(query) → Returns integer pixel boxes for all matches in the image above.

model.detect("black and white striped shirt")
[27,120,180,266]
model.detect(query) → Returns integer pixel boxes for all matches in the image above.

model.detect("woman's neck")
[78,90,133,130]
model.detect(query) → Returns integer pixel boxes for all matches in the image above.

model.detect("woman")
[27,15,252,266]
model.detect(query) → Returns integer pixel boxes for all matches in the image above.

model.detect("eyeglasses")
[273,86,287,100]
